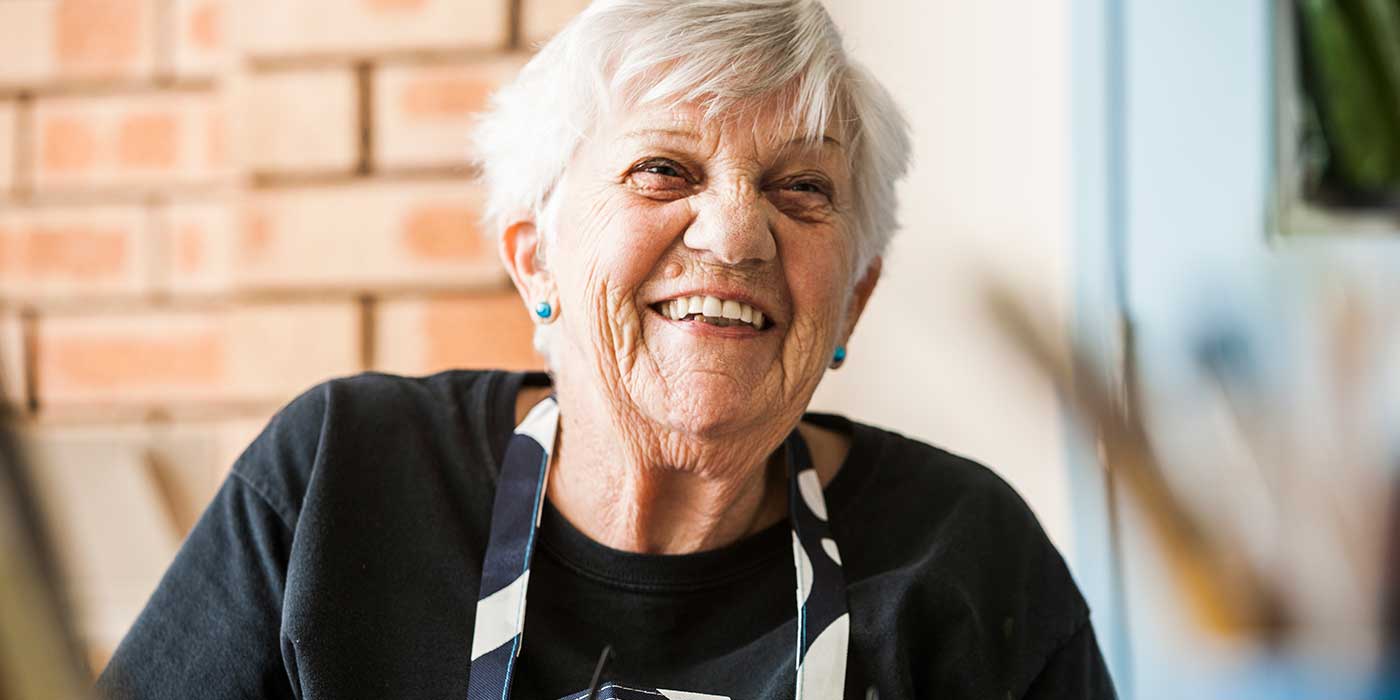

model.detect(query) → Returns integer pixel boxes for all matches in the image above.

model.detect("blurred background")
[0,1,1397,698]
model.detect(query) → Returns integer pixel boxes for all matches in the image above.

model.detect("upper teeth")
[661,295,765,329]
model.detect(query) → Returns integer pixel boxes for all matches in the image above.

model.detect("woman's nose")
[682,183,778,266]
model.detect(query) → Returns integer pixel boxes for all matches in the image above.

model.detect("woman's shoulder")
[311,368,511,412]
[862,421,1081,591]
[836,419,1091,615]
[227,369,521,527]
[829,417,1052,535]
[244,368,509,447]
[834,420,1098,692]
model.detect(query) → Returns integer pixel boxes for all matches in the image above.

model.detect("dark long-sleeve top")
[96,369,1117,699]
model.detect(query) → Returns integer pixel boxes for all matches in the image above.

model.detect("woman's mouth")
[650,295,770,331]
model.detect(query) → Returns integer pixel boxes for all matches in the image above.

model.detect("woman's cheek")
[784,231,853,329]
[571,199,683,373]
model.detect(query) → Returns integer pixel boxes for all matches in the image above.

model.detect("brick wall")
[0,0,588,672]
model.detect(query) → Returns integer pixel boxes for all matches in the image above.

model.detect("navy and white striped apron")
[466,396,851,700]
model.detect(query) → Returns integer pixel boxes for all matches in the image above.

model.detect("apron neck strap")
[467,397,851,700]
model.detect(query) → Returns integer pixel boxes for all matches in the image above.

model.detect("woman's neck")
[513,383,848,555]
[549,440,787,554]
[550,392,791,554]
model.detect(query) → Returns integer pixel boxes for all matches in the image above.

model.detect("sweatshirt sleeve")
[1021,620,1118,700]
[95,385,328,700]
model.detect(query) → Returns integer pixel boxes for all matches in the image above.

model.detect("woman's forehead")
[603,100,845,157]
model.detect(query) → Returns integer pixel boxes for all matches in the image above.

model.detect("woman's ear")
[841,257,883,342]
[498,219,554,311]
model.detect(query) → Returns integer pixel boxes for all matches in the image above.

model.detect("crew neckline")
[480,369,881,590]
[536,499,791,592]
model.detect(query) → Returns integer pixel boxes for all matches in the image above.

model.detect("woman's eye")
[768,176,835,220]
[629,160,689,182]
[777,179,832,201]
[642,163,683,178]
[626,160,694,196]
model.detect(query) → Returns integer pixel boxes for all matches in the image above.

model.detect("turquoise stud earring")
[831,345,847,368]
[534,301,553,322]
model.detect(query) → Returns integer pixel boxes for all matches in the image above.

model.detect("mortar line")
[19,307,39,417]
[355,62,375,176]
[13,92,33,203]
[358,294,377,372]
[507,0,524,51]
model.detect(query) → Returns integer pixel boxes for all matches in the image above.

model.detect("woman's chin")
[651,372,777,439]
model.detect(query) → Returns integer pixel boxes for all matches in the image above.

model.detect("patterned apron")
[466,397,851,700]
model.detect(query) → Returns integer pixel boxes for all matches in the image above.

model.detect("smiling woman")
[94,2,1115,699]
[509,98,876,558]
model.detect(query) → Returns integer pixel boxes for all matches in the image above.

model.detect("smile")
[651,295,769,331]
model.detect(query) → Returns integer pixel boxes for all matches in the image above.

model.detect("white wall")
[810,0,1074,553]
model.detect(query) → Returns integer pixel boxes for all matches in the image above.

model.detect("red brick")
[171,0,228,78]
[35,303,361,408]
[116,112,178,168]
[240,0,507,58]
[241,69,359,175]
[237,182,505,291]
[0,314,26,407]
[55,0,149,76]
[0,102,15,193]
[40,115,99,172]
[373,58,525,169]
[0,0,157,87]
[521,0,592,47]
[374,292,543,375]
[158,201,235,296]
[0,205,155,301]
[48,327,224,392]
[31,93,231,193]
[401,205,486,259]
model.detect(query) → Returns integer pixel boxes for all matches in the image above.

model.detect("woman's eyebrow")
[772,135,847,166]
[616,128,845,165]
[786,134,844,148]
[621,127,703,142]
[622,128,844,150]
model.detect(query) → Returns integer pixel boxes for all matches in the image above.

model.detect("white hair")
[472,0,911,362]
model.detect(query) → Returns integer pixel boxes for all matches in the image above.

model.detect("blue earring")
[831,345,847,368]
[534,301,553,321]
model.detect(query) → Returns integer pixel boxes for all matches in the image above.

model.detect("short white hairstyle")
[472,0,911,359]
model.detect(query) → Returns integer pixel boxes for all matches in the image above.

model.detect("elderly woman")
[98,1,1113,699]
